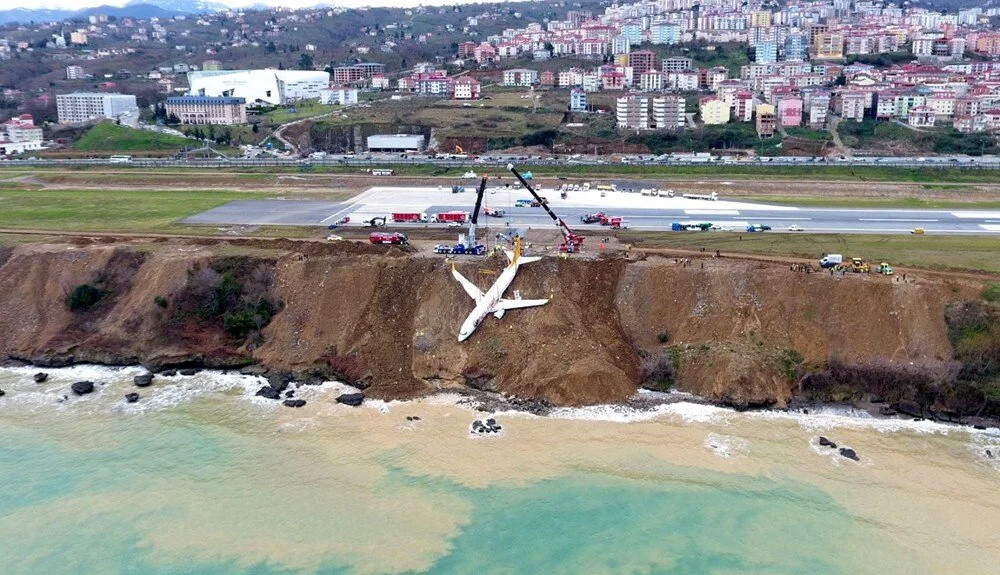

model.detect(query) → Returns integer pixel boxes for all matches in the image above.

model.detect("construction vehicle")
[508,164,585,253]
[599,215,625,227]
[392,212,429,223]
[876,262,894,275]
[581,212,606,224]
[369,231,408,245]
[671,222,712,231]
[364,216,387,227]
[433,175,489,256]
[452,185,465,193]
[610,219,630,230]
[483,206,505,218]
[835,258,871,273]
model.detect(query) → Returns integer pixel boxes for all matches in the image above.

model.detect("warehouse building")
[366,134,425,152]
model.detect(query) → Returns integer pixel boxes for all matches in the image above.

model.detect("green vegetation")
[632,123,782,155]
[619,232,1000,273]
[783,127,832,142]
[174,260,280,345]
[260,101,336,124]
[0,189,273,232]
[838,118,1000,156]
[65,284,105,311]
[75,122,193,152]
[641,41,751,75]
[845,51,915,68]
[983,283,1000,303]
[154,295,168,308]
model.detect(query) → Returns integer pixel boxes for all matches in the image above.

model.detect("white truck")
[819,254,843,268]
[681,192,719,201]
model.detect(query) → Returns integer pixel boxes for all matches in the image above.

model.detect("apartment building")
[652,95,685,129]
[616,93,650,129]
[56,92,138,124]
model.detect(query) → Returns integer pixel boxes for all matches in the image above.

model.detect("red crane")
[507,164,585,253]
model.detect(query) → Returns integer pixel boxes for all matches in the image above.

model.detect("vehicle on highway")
[746,224,771,232]
[788,224,805,231]
[109,154,133,163]
[447,222,462,228]
[514,199,533,207]
[911,227,925,234]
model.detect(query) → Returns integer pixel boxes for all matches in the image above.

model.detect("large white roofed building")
[186,70,330,106]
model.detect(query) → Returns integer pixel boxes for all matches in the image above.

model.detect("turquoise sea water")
[1,366,998,575]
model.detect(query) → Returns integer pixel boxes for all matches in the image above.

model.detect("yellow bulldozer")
[835,257,871,273]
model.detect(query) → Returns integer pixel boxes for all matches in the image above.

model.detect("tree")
[165,113,181,126]
[298,53,314,70]
[252,123,259,133]
[266,41,276,53]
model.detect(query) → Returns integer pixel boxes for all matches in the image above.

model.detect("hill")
[75,122,193,152]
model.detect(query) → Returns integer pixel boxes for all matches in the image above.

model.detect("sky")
[22,0,497,10]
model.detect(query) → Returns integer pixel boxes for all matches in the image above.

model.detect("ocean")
[1,365,998,575]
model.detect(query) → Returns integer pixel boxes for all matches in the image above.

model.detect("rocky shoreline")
[2,357,998,434]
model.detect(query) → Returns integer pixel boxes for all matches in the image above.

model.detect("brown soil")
[0,237,985,406]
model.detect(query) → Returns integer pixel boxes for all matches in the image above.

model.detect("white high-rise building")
[56,92,138,124]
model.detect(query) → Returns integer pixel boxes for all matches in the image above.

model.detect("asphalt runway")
[183,186,1000,235]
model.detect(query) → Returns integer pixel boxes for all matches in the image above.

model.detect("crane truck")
[507,164,585,253]
[434,175,489,256]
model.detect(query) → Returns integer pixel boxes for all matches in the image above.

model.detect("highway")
[5,152,1000,170]
[184,185,1000,235]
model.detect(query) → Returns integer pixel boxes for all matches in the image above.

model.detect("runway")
[183,186,1000,235]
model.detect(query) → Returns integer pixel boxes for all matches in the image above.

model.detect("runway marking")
[685,209,740,215]
[952,211,1000,219]
[980,224,1000,232]
[858,218,939,222]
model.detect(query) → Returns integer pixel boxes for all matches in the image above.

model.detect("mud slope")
[0,240,978,406]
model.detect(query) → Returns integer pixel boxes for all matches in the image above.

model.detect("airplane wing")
[492,298,548,311]
[452,265,484,302]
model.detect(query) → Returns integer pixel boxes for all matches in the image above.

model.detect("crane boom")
[506,163,584,253]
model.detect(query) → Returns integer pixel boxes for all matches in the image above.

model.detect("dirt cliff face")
[0,239,977,407]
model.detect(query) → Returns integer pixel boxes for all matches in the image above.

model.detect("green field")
[75,122,194,152]
[261,101,337,124]
[620,232,1000,273]
[0,189,272,232]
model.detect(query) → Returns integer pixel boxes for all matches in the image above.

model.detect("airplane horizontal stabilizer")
[452,265,484,302]
[516,256,542,265]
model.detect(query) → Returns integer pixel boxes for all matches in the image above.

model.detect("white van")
[819,254,843,268]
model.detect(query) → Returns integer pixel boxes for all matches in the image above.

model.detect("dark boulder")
[283,399,307,408]
[839,448,860,461]
[818,436,837,448]
[267,372,293,393]
[134,374,153,387]
[178,368,199,376]
[125,393,139,403]
[71,381,95,395]
[255,386,281,400]
[240,365,269,376]
[161,369,177,377]
[986,450,994,459]
[486,418,497,426]
[973,425,987,430]
[892,399,923,418]
[33,372,48,383]
[0,389,5,397]
[336,392,364,407]
[879,406,897,416]
[285,390,295,398]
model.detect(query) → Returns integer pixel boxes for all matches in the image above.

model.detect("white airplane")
[452,238,548,342]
